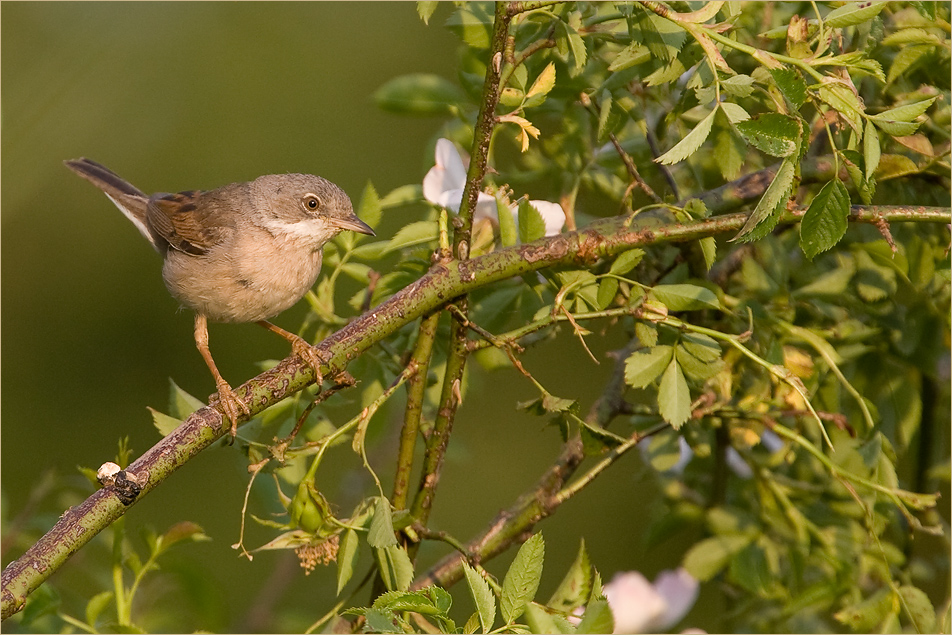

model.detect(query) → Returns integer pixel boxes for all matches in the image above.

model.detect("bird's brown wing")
[147,190,233,256]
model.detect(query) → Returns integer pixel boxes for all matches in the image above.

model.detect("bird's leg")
[257,320,324,386]
[194,313,249,439]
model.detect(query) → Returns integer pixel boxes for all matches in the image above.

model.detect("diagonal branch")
[2,205,948,619]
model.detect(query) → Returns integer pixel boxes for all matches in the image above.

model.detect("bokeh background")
[2,3,696,631]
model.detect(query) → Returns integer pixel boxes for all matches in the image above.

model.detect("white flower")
[422,138,565,237]
[604,568,699,634]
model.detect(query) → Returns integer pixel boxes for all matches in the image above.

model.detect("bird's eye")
[302,194,322,211]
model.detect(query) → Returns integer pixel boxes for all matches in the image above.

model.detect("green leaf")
[376,545,414,592]
[380,220,439,255]
[168,378,205,419]
[721,74,754,98]
[575,599,614,634]
[357,182,383,231]
[735,113,802,157]
[729,542,771,594]
[634,8,687,62]
[824,1,887,28]
[659,359,692,429]
[416,0,438,24]
[525,62,556,108]
[547,540,592,613]
[446,3,493,49]
[518,199,546,243]
[799,180,851,260]
[337,529,359,595]
[645,432,685,471]
[624,346,674,388]
[379,184,423,209]
[834,588,899,631]
[863,118,881,182]
[683,534,752,581]
[817,79,865,134]
[650,284,722,311]
[494,191,518,247]
[870,96,937,135]
[596,277,618,310]
[699,236,717,271]
[463,564,496,633]
[610,248,645,275]
[681,332,721,362]
[655,107,718,165]
[609,41,651,71]
[899,585,936,633]
[85,590,114,628]
[580,421,628,455]
[501,533,545,624]
[148,407,181,437]
[368,497,398,548]
[886,44,931,85]
[676,344,724,381]
[733,156,796,241]
[523,602,560,634]
[768,67,807,107]
[374,73,466,116]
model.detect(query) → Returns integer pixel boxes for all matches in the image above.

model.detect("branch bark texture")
[2,205,948,619]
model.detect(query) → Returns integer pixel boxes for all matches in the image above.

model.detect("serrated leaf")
[357,182,383,231]
[501,533,545,624]
[870,96,937,134]
[596,277,618,310]
[463,564,496,633]
[863,119,881,182]
[376,545,414,592]
[169,379,205,419]
[824,1,887,28]
[416,1,438,24]
[548,540,592,613]
[364,607,399,633]
[655,107,718,165]
[624,346,674,388]
[381,220,439,255]
[374,73,465,116]
[733,156,796,241]
[799,180,851,260]
[518,199,546,243]
[817,79,865,134]
[721,74,754,98]
[525,62,556,107]
[768,67,807,107]
[149,407,182,437]
[659,359,692,429]
[636,9,687,62]
[368,497,398,548]
[523,602,560,634]
[719,102,750,124]
[735,113,801,158]
[651,284,722,311]
[635,322,659,347]
[609,41,651,71]
[699,236,717,271]
[610,248,645,275]
[886,44,931,85]
[580,421,628,455]
[337,529,359,595]
[576,599,614,634]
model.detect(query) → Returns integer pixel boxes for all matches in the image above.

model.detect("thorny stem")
[393,313,440,511]
[407,1,514,550]
[3,202,948,618]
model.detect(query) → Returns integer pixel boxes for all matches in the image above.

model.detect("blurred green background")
[2,3,688,631]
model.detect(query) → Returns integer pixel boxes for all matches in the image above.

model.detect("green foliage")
[10,2,948,633]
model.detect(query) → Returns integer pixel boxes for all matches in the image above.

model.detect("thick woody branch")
[2,204,948,619]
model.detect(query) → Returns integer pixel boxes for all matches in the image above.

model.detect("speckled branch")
[2,205,948,619]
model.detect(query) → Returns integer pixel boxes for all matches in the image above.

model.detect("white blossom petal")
[527,200,566,236]
[604,572,667,634]
[652,568,699,631]
[423,139,467,206]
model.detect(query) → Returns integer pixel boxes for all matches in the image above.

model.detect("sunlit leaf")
[799,180,851,260]
[501,533,545,624]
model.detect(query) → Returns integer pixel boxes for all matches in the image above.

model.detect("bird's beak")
[332,213,375,236]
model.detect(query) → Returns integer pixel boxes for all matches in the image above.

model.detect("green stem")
[393,313,440,510]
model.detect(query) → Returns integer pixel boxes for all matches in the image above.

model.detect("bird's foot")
[289,336,325,386]
[211,379,250,442]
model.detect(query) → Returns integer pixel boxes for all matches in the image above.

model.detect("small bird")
[65,158,375,438]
